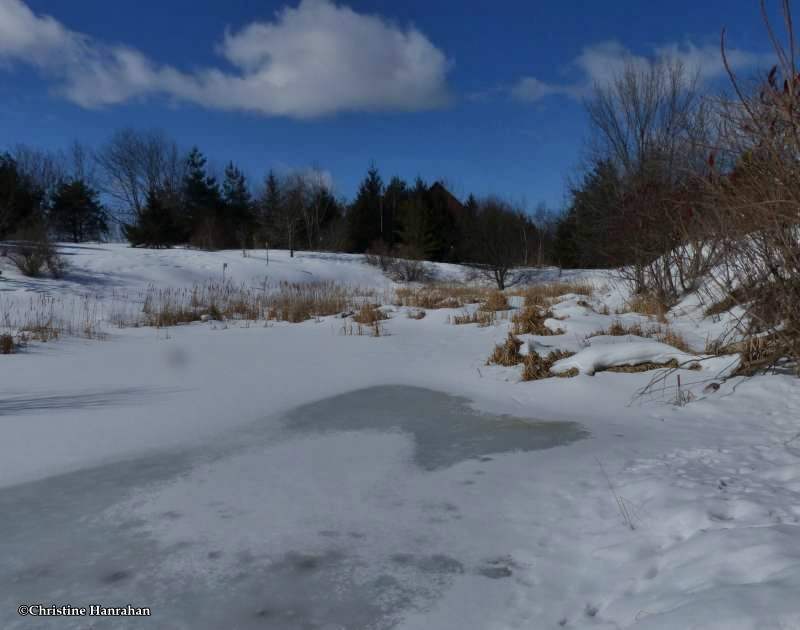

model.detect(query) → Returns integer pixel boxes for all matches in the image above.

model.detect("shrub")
[4,227,66,278]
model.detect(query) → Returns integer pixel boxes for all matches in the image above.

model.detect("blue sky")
[0,0,776,209]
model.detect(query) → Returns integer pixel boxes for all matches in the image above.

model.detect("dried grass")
[591,320,692,353]
[352,304,389,325]
[521,350,578,380]
[479,291,510,312]
[450,309,495,326]
[511,306,563,336]
[515,281,594,307]
[0,333,16,354]
[487,333,524,366]
[624,294,668,321]
[394,284,493,310]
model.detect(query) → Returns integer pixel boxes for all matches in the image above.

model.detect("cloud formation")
[0,0,452,117]
[513,40,773,103]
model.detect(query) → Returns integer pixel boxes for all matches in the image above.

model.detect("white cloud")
[513,39,772,103]
[0,0,452,117]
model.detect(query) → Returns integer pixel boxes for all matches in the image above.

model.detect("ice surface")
[0,386,585,630]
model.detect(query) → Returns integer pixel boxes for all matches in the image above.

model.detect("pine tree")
[182,148,222,249]
[123,187,182,248]
[382,176,408,248]
[259,170,282,244]
[347,165,383,252]
[0,154,43,239]
[49,179,108,243]
[221,162,255,249]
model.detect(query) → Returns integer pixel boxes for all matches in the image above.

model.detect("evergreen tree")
[259,170,282,245]
[396,194,438,260]
[182,148,222,249]
[123,187,182,248]
[347,165,383,252]
[221,162,255,249]
[49,179,108,243]
[0,154,43,239]
[382,176,408,248]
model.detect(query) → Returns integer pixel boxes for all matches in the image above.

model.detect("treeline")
[1,128,559,285]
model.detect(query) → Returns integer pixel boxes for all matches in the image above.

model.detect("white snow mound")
[551,340,700,375]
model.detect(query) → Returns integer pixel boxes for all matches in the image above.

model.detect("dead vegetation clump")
[139,280,360,326]
[521,350,578,381]
[623,293,668,321]
[487,333,524,366]
[516,281,594,306]
[602,359,681,374]
[591,320,692,353]
[351,304,389,325]
[0,333,17,354]
[450,309,495,326]
[394,285,492,310]
[511,306,563,336]
[479,291,510,312]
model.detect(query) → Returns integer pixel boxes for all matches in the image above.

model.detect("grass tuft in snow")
[515,281,594,306]
[591,321,692,353]
[394,284,493,310]
[622,293,668,321]
[450,309,495,326]
[479,291,510,312]
[351,304,389,325]
[0,333,17,354]
[511,306,563,336]
[521,350,577,380]
[487,333,524,366]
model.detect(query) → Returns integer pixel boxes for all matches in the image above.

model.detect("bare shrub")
[699,1,800,372]
[364,240,394,272]
[4,227,66,278]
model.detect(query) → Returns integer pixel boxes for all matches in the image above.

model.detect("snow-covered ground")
[1,244,800,629]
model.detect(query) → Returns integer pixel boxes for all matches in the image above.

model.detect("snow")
[550,340,700,375]
[1,244,800,629]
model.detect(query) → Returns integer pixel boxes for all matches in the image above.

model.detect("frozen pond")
[0,386,587,629]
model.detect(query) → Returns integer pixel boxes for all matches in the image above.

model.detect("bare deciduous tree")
[95,129,185,222]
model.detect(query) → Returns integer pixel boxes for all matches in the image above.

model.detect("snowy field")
[2,244,800,629]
